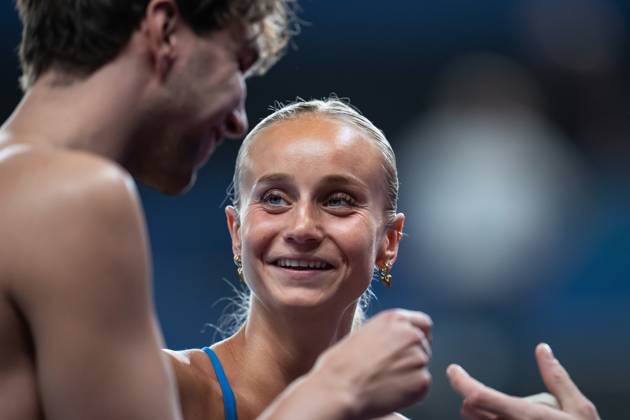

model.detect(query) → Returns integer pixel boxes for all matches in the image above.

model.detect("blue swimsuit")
[202,347,237,420]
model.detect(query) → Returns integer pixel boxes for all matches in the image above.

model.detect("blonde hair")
[221,97,400,334]
[231,97,399,224]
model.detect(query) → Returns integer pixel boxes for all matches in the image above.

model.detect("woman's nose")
[284,203,324,247]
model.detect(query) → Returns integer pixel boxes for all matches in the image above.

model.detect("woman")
[166,98,600,420]
[166,98,432,420]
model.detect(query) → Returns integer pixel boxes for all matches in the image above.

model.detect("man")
[0,1,433,419]
[0,1,291,419]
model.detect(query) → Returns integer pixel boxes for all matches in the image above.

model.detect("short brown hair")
[16,0,296,89]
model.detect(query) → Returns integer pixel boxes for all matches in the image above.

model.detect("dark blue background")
[2,1,629,418]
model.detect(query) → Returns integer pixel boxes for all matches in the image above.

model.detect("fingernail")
[447,364,466,377]
[541,343,554,358]
[446,364,456,376]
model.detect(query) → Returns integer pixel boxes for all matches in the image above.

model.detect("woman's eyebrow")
[253,173,295,187]
[317,174,369,190]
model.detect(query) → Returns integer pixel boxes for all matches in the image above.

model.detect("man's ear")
[375,212,405,268]
[143,0,180,80]
[225,206,242,257]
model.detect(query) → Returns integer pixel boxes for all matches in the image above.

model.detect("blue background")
[2,1,629,418]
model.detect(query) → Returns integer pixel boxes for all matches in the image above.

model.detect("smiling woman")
[164,98,432,420]
[227,101,403,323]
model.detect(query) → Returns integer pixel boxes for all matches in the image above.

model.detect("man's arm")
[9,155,181,420]
[258,309,433,420]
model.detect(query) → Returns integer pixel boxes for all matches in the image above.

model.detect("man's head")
[16,0,293,89]
[15,0,296,194]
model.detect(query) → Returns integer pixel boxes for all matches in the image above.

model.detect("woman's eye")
[325,193,356,208]
[261,191,288,206]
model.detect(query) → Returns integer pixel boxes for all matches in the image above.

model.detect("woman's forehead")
[242,116,383,183]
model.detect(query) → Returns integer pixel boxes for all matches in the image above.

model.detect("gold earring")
[379,262,393,288]
[233,254,244,282]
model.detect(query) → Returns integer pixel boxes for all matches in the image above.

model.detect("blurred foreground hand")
[447,343,600,420]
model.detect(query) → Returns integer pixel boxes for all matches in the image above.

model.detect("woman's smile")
[229,114,390,309]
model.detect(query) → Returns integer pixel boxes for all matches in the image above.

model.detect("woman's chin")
[270,288,335,310]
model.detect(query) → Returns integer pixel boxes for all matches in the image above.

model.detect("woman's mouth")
[273,258,334,271]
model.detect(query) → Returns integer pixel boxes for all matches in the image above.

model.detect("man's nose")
[225,79,248,139]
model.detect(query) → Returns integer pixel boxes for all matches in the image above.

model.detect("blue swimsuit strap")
[202,347,237,420]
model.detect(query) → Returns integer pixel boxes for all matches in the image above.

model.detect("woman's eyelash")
[257,190,358,208]
[325,192,356,207]
[261,190,288,205]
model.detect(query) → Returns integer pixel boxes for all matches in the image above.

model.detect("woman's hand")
[447,343,600,420]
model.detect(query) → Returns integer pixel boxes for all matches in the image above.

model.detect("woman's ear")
[225,205,242,257]
[376,212,405,267]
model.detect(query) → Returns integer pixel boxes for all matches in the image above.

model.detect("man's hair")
[16,0,296,89]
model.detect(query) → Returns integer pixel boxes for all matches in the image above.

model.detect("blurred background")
[2,0,629,418]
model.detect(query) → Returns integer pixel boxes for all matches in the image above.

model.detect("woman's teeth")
[275,259,331,270]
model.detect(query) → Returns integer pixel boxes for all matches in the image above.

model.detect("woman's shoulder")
[163,348,225,419]
[163,348,222,387]
[164,348,207,368]
[373,413,410,420]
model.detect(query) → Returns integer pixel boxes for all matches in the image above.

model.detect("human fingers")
[522,392,559,409]
[387,343,430,373]
[400,366,432,402]
[420,333,432,358]
[391,309,433,341]
[535,343,599,419]
[447,364,487,399]
[447,364,550,420]
[461,402,499,420]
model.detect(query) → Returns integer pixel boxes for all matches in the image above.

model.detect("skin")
[166,115,433,420]
[447,343,600,420]
[0,0,253,419]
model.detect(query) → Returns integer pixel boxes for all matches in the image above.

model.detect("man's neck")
[1,57,151,164]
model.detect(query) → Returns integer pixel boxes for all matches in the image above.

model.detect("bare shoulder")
[0,145,137,213]
[0,145,139,225]
[164,348,211,373]
[164,348,221,391]
[164,349,224,419]
[373,413,409,420]
[1,146,143,290]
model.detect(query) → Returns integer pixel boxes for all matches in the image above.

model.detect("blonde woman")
[166,98,432,420]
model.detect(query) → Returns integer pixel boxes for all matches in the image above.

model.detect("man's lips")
[195,127,224,167]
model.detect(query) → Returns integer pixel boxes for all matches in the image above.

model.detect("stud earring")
[233,254,244,282]
[379,262,393,288]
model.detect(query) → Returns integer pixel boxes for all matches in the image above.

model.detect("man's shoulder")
[0,145,140,232]
[0,145,146,291]
[0,144,135,201]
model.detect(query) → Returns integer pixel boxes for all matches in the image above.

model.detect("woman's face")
[226,115,403,313]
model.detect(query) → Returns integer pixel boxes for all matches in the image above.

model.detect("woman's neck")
[219,299,358,411]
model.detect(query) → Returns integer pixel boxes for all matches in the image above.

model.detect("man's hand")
[258,309,432,420]
[318,308,432,418]
[447,343,600,420]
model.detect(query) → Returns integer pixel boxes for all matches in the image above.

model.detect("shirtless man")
[0,1,292,419]
[11,3,590,420]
